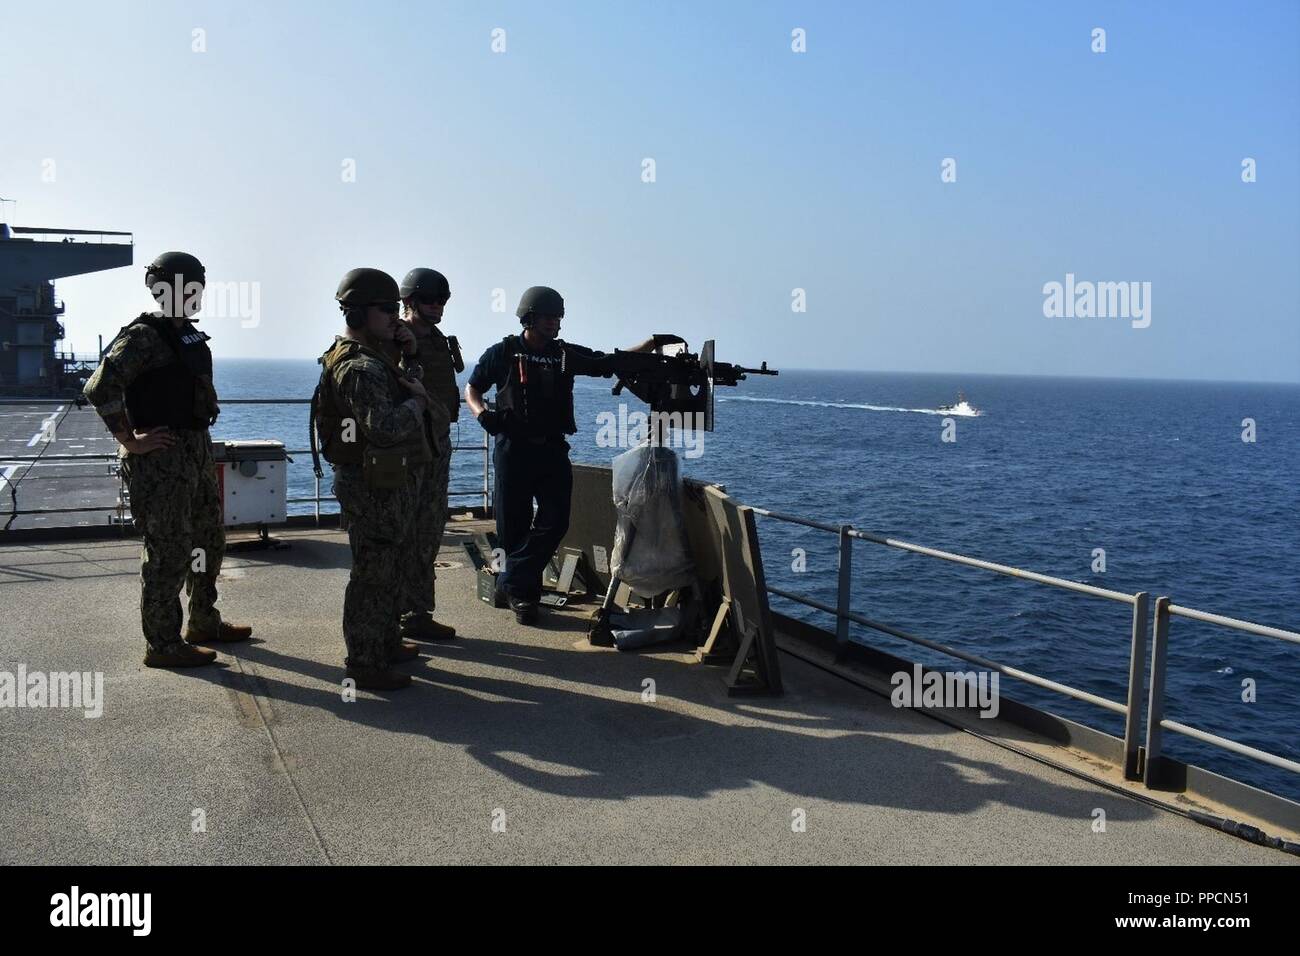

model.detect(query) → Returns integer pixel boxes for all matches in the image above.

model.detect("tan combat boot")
[184,621,253,645]
[144,643,218,668]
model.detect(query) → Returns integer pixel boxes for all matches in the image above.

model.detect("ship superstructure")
[0,224,133,395]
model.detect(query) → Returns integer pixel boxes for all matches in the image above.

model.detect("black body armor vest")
[123,315,217,429]
[495,335,577,439]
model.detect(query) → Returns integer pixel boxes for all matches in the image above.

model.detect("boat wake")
[719,395,983,417]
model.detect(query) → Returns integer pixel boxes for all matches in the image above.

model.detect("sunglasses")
[372,302,401,315]
[415,294,446,307]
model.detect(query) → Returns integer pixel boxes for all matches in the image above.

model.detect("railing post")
[1143,595,1171,788]
[1123,591,1149,780]
[835,524,853,648]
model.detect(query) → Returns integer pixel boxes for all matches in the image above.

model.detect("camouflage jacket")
[319,336,432,465]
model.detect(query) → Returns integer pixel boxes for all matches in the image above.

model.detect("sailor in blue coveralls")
[464,286,651,624]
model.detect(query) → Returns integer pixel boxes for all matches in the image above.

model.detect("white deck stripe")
[25,405,65,447]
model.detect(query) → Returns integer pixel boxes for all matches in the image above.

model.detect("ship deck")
[0,524,1292,865]
[0,401,121,531]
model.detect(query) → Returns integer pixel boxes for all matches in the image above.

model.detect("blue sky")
[2,0,1297,382]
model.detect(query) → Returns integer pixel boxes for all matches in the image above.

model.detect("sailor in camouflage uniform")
[83,251,252,668]
[311,268,433,691]
[394,268,462,644]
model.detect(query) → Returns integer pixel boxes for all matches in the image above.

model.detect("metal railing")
[3,228,134,245]
[0,398,494,524]
[1146,598,1300,782]
[750,506,1300,787]
[0,300,64,318]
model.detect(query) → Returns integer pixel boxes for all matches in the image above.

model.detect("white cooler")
[212,440,288,528]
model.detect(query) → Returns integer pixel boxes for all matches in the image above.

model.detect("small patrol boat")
[938,391,980,416]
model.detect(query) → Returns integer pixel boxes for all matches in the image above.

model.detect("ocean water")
[213,359,1300,801]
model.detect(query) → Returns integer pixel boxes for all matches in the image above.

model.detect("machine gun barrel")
[581,338,777,431]
[708,359,777,387]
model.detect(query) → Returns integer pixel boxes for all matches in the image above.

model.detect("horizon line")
[208,356,1300,388]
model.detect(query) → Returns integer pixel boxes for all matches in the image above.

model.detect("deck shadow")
[191,637,1157,827]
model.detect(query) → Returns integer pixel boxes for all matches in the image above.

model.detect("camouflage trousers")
[401,431,452,624]
[333,465,417,670]
[121,429,225,652]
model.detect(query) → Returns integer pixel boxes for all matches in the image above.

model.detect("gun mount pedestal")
[565,463,782,695]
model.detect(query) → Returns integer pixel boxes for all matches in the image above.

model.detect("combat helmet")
[145,251,205,289]
[335,268,401,307]
[515,286,564,325]
[399,268,451,301]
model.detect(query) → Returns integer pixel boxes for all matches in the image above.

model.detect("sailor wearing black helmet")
[464,286,654,624]
[393,267,461,644]
[84,251,252,669]
[311,268,432,690]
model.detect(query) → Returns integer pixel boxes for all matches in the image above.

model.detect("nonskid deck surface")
[0,403,120,530]
[0,526,1292,865]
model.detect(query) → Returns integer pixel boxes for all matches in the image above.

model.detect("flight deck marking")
[27,406,65,447]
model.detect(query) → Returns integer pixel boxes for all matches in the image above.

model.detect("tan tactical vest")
[314,337,432,472]
[412,325,461,426]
